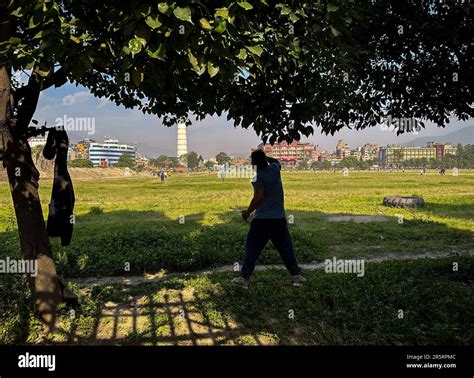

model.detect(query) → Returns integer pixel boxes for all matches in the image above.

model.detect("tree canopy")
[1,0,472,144]
[216,151,232,165]
[116,153,135,168]
[186,151,199,168]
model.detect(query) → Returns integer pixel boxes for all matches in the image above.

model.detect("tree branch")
[14,70,42,134]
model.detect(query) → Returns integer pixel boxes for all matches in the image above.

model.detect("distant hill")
[403,125,474,147]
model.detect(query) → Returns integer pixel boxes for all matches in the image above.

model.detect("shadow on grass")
[424,202,474,220]
[49,284,272,346]
[20,256,473,346]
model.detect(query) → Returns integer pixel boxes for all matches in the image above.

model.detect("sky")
[30,75,473,158]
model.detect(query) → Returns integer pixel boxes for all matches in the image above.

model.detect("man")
[232,149,306,289]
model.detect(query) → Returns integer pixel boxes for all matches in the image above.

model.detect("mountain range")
[403,125,474,146]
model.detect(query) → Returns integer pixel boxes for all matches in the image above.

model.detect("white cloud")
[62,91,92,106]
[97,96,113,109]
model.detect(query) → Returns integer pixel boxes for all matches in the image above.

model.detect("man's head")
[251,149,268,170]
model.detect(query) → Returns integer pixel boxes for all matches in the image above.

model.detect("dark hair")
[251,149,268,170]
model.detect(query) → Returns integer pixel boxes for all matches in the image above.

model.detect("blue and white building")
[89,138,136,167]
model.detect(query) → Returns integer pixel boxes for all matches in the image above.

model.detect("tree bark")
[1,11,64,329]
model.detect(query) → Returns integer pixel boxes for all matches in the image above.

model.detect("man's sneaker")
[292,275,307,287]
[231,276,249,289]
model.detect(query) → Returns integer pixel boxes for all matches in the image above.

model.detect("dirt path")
[69,250,473,287]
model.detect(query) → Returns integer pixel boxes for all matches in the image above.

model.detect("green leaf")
[28,15,40,29]
[289,13,299,23]
[246,45,263,57]
[147,44,166,60]
[69,35,81,44]
[236,48,248,60]
[187,50,205,75]
[9,37,22,44]
[134,36,147,47]
[238,2,253,10]
[35,67,50,77]
[128,38,143,56]
[330,26,340,37]
[215,8,229,20]
[214,20,226,34]
[280,6,291,16]
[173,7,193,24]
[145,15,162,29]
[121,45,131,55]
[207,61,219,77]
[32,29,53,40]
[328,3,339,12]
[199,18,212,30]
[10,7,25,17]
[157,2,169,14]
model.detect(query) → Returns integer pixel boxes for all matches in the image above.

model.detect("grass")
[0,170,473,277]
[0,170,473,344]
[2,257,472,345]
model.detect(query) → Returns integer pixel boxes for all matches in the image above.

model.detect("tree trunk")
[0,13,64,329]
[1,131,63,328]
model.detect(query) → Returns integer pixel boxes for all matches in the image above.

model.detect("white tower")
[177,120,188,163]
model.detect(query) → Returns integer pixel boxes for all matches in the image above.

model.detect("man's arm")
[242,187,264,221]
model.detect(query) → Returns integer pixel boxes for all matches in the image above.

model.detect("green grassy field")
[0,170,473,344]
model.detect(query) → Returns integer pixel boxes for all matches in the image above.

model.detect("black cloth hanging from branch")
[43,128,75,246]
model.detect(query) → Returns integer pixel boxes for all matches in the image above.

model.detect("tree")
[204,161,215,170]
[299,159,309,170]
[338,156,359,168]
[358,160,369,170]
[149,155,179,168]
[216,152,231,165]
[311,160,332,171]
[0,1,472,324]
[68,159,93,168]
[116,154,135,168]
[186,151,199,169]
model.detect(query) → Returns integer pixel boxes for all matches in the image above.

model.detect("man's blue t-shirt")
[252,162,285,219]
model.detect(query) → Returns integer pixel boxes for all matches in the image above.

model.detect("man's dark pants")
[241,218,301,279]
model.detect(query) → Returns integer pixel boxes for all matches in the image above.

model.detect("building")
[76,138,95,159]
[444,143,457,156]
[230,156,249,166]
[67,144,78,161]
[311,145,325,161]
[336,139,350,158]
[360,144,380,161]
[135,151,149,166]
[426,142,457,159]
[177,120,188,161]
[89,138,136,167]
[257,141,315,165]
[350,149,362,161]
[379,145,436,164]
